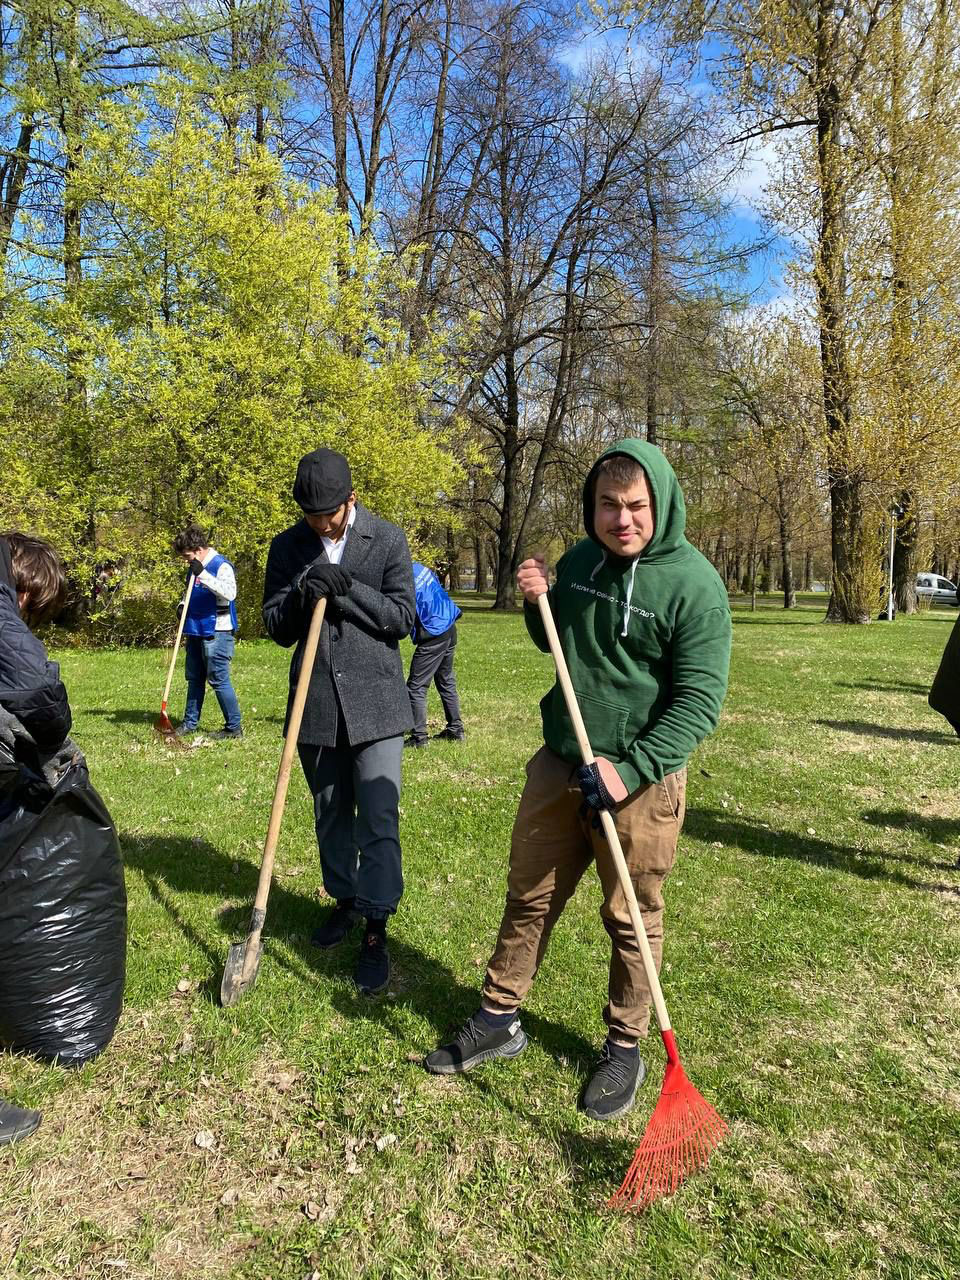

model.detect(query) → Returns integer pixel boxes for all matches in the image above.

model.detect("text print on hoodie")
[524,439,732,792]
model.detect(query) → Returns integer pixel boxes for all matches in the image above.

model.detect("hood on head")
[582,438,686,561]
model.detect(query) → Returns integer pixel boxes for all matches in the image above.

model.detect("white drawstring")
[621,556,639,637]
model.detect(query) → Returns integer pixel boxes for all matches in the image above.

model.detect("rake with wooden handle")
[536,591,726,1209]
[220,596,327,1006]
[154,574,196,744]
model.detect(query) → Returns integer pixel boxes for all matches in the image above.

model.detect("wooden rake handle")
[536,592,673,1035]
[241,596,327,973]
[160,574,196,713]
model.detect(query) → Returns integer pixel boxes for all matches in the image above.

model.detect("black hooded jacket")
[0,537,72,750]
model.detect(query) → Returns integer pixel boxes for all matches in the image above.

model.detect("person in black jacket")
[0,531,69,1146]
[929,612,960,737]
[262,450,415,996]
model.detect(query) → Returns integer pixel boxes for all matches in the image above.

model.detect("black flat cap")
[293,448,353,514]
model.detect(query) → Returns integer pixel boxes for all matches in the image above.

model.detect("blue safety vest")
[183,552,239,637]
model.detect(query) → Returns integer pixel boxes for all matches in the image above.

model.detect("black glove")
[188,558,204,577]
[576,762,620,813]
[176,601,185,619]
[300,562,352,603]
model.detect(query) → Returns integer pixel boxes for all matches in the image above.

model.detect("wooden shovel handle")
[536,591,672,1034]
[249,596,327,923]
[160,575,196,711]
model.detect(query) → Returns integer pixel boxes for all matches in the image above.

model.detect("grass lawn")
[2,598,959,1279]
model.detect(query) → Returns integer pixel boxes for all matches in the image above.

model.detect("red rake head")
[608,1030,726,1211]
[154,705,184,748]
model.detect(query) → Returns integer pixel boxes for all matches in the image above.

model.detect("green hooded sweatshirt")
[524,439,731,792]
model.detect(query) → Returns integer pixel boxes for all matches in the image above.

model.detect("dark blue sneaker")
[311,900,361,949]
[354,929,390,995]
[424,1013,527,1074]
[0,1099,41,1147]
[579,1043,645,1120]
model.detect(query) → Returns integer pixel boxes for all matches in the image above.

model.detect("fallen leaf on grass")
[194,1130,216,1151]
[220,1188,240,1206]
[266,1070,298,1093]
[375,1134,397,1152]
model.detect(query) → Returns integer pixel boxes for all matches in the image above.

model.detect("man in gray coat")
[262,448,415,994]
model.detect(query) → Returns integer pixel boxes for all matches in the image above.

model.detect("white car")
[916,572,960,607]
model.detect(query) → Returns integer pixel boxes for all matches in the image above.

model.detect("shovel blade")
[220,939,263,1007]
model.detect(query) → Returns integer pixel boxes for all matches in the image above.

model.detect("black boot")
[354,919,390,995]
[311,898,361,949]
[0,1099,41,1147]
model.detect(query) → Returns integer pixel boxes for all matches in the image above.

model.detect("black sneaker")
[579,1043,646,1120]
[0,1099,41,1147]
[354,929,390,995]
[311,900,360,949]
[210,727,243,740]
[433,727,466,742]
[423,1012,527,1074]
[404,736,428,749]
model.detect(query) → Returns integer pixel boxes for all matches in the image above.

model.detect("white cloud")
[727,134,781,213]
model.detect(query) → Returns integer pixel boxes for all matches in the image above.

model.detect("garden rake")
[154,574,196,745]
[536,592,727,1209]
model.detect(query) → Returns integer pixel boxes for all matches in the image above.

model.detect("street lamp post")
[886,503,904,622]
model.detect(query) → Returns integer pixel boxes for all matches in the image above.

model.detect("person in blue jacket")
[405,562,465,748]
[173,524,243,740]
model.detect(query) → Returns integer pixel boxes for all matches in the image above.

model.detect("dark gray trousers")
[298,730,404,917]
[406,624,463,741]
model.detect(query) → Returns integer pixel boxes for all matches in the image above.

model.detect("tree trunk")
[804,547,814,591]
[493,347,521,610]
[779,519,796,608]
[328,0,350,217]
[644,168,660,446]
[816,7,870,623]
[445,525,460,591]
[892,491,918,613]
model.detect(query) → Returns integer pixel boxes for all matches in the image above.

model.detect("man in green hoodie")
[424,441,731,1119]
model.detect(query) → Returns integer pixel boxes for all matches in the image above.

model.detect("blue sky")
[557,23,799,310]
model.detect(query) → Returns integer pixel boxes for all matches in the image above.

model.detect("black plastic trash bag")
[0,747,126,1066]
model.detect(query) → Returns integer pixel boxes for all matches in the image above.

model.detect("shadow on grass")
[815,718,956,746]
[862,809,960,855]
[87,707,164,727]
[683,809,960,896]
[834,680,930,695]
[120,832,594,1064]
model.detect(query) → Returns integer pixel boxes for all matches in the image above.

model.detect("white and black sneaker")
[579,1042,645,1120]
[423,1012,528,1074]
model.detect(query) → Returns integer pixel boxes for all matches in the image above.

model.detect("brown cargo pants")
[482,746,686,1043]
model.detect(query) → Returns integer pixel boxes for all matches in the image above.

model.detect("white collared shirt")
[321,504,357,565]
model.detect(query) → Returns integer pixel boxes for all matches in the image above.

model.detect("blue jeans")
[182,632,242,732]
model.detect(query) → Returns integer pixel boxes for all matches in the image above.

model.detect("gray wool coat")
[262,505,415,746]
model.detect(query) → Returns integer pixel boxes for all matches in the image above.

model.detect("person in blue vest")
[405,561,465,748]
[173,524,243,740]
